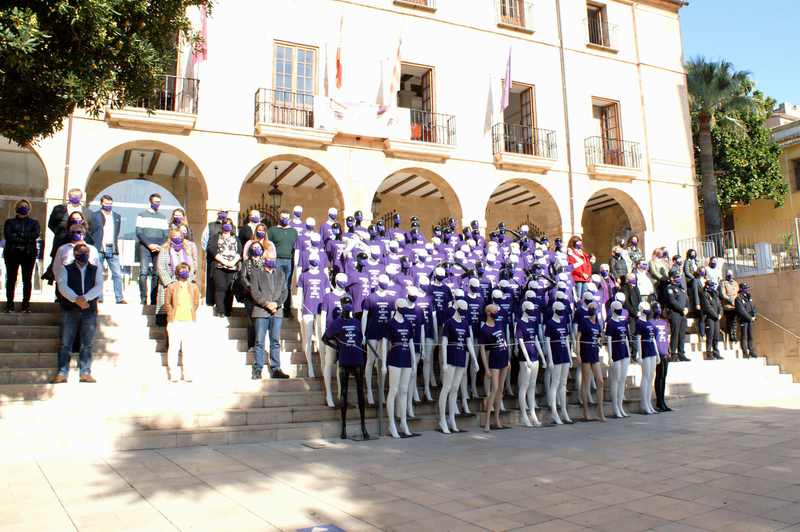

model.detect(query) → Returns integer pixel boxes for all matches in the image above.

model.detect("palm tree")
[686,57,756,236]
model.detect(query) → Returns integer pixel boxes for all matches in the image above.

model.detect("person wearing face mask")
[250,254,290,380]
[238,241,267,353]
[683,248,699,283]
[689,267,707,341]
[201,210,229,306]
[567,236,592,298]
[156,228,198,325]
[268,212,298,318]
[44,208,92,284]
[700,280,723,360]
[665,271,690,362]
[648,247,669,287]
[207,218,242,317]
[3,199,40,312]
[720,270,739,344]
[162,262,200,382]
[242,223,276,260]
[735,283,758,359]
[169,208,193,241]
[634,260,655,305]
[626,235,643,265]
[88,195,126,304]
[622,273,642,343]
[238,209,263,247]
[609,246,628,286]
[53,223,100,282]
[51,243,103,384]
[47,188,90,262]
[706,256,723,285]
[135,193,168,305]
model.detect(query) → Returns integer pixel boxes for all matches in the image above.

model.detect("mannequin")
[516,301,547,427]
[572,291,598,406]
[576,303,606,421]
[295,254,331,378]
[635,301,660,415]
[439,300,478,433]
[607,300,631,418]
[353,210,370,241]
[449,288,472,415]
[362,274,394,405]
[289,205,305,235]
[544,301,573,425]
[486,289,510,405]
[320,207,338,244]
[322,304,369,440]
[479,304,511,432]
[400,286,426,417]
[464,278,485,398]
[496,279,516,399]
[426,267,453,397]
[319,273,349,407]
[384,298,416,438]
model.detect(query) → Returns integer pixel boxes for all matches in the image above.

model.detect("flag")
[484,74,495,133]
[501,45,512,110]
[324,44,330,97]
[192,4,208,64]
[335,16,343,90]
[378,36,402,114]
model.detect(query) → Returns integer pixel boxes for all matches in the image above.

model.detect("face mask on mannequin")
[407,292,418,303]
[309,258,319,268]
[378,279,389,290]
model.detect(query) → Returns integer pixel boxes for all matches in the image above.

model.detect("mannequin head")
[581,291,595,308]
[331,222,342,239]
[491,289,504,304]
[377,274,390,290]
[638,301,652,319]
[406,287,419,304]
[341,304,354,320]
[615,292,626,305]
[453,299,468,318]
[308,252,320,269]
[552,301,566,319]
[611,300,625,319]
[334,273,348,290]
[521,300,535,317]
[292,205,303,219]
[369,245,381,261]
[385,263,400,277]
[328,207,338,221]
[468,277,480,294]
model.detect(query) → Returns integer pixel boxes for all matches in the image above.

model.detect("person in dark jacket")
[665,271,689,362]
[735,283,758,359]
[47,188,90,260]
[3,199,40,312]
[621,273,642,344]
[89,195,126,304]
[207,218,241,317]
[238,242,266,352]
[609,246,628,285]
[250,257,289,380]
[700,281,723,360]
[201,210,228,306]
[688,267,707,340]
[135,193,168,305]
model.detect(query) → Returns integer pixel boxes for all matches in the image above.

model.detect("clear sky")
[680,0,800,106]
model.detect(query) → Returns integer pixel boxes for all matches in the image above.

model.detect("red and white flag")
[378,36,402,114]
[335,16,344,90]
[192,4,208,64]
[501,46,512,110]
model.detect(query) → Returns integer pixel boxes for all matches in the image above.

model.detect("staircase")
[0,303,798,455]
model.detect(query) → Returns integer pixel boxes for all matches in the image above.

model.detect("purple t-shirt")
[346,269,371,313]
[298,269,330,315]
[442,317,470,367]
[544,318,571,365]
[387,318,413,368]
[364,291,394,340]
[325,239,347,272]
[399,305,424,345]
[364,260,384,289]
[636,319,658,358]
[321,291,345,329]
[324,317,364,366]
[652,318,670,358]
[605,318,631,361]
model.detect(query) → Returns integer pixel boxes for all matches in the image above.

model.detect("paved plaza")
[3,402,800,532]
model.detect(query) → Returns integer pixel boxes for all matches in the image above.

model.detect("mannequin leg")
[617,358,630,417]
[422,340,434,402]
[518,363,533,426]
[547,363,562,424]
[397,368,413,436]
[353,364,368,438]
[575,360,583,408]
[504,354,515,397]
[580,363,592,420]
[431,336,440,388]
[640,357,655,414]
[365,339,380,405]
[439,365,456,433]
[407,346,420,417]
[448,367,465,431]
[527,361,541,425]
[557,364,572,423]
[339,365,351,439]
[458,368,472,414]
[494,367,508,428]
[591,363,606,421]
[468,338,479,397]
[322,345,336,408]
[610,360,622,418]
[386,366,402,439]
[588,371,597,404]
[483,368,498,431]
[301,314,316,378]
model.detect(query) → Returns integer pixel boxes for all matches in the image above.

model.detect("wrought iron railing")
[254,88,315,128]
[136,75,199,114]
[585,136,641,169]
[586,15,617,48]
[492,124,557,159]
[409,109,456,145]
[498,0,528,28]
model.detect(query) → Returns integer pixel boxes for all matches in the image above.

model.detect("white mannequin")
[319,273,348,407]
[362,274,390,405]
[295,252,325,379]
[425,267,449,400]
[384,298,416,439]
[405,286,426,417]
[498,280,515,399]
[487,288,508,410]
[608,300,631,418]
[481,304,510,432]
[544,301,573,425]
[572,291,598,406]
[291,205,304,227]
[635,301,660,415]
[517,301,547,427]
[439,300,478,434]
[451,288,472,415]
[465,278,483,398]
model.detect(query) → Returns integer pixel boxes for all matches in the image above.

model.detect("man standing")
[700,281,723,360]
[135,193,168,305]
[268,212,298,318]
[51,244,103,383]
[735,283,758,359]
[89,195,126,304]
[238,209,262,247]
[250,256,290,379]
[201,210,228,306]
[46,188,89,278]
[665,271,689,362]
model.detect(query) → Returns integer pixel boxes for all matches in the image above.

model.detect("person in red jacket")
[567,236,592,299]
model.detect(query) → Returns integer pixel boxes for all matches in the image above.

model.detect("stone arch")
[484,178,563,240]
[369,167,463,234]
[239,154,345,227]
[580,187,647,263]
[0,136,48,221]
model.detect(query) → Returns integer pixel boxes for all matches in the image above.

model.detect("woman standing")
[567,236,592,299]
[242,222,276,259]
[207,218,241,317]
[156,228,198,323]
[626,235,643,266]
[169,208,194,242]
[3,200,40,312]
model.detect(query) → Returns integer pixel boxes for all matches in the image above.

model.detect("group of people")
[2,192,760,439]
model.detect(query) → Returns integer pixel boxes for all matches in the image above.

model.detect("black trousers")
[740,321,755,356]
[205,259,215,306]
[339,364,366,432]
[668,312,687,355]
[724,309,738,340]
[655,357,669,407]
[4,254,35,304]
[212,268,236,316]
[705,318,721,357]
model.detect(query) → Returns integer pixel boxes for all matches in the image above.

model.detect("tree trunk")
[699,118,722,238]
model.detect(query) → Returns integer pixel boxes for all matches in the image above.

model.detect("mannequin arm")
[533,337,546,368]
[296,288,304,321]
[381,338,388,373]
[652,339,660,364]
[634,335,642,362]
[408,338,416,361]
[543,340,554,367]
[441,336,449,370]
[432,312,439,341]
[419,324,426,346]
[607,337,613,361]
[467,329,479,368]
[517,337,532,364]
[361,310,368,337]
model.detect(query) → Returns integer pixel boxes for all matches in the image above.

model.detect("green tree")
[705,91,788,216]
[0,0,210,147]
[687,57,757,236]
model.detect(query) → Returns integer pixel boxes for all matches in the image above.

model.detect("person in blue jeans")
[89,194,126,303]
[51,243,103,383]
[250,257,289,379]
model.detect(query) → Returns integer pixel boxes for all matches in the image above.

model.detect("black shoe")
[660,405,673,412]
[678,354,690,362]
[20,303,30,313]
[251,367,262,380]
[749,353,759,359]
[361,426,370,440]
[271,369,290,379]
[713,353,723,360]
[340,426,347,440]
[4,303,13,313]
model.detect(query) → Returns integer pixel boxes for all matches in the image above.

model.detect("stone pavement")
[3,403,800,532]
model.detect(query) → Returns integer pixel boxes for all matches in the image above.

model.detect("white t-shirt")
[102,212,115,247]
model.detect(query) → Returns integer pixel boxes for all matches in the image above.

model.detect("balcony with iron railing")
[393,0,436,11]
[384,109,457,162]
[105,75,200,133]
[497,0,533,33]
[492,124,557,173]
[253,88,335,148]
[584,136,642,180]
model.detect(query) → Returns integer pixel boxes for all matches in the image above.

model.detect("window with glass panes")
[274,44,316,109]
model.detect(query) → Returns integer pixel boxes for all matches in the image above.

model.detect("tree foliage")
[0,0,210,146]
